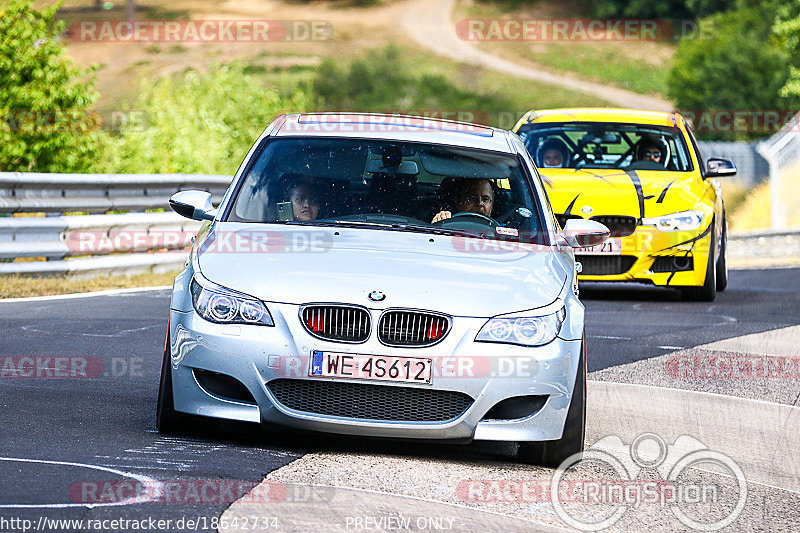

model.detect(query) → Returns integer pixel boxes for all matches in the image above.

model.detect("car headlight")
[190,277,274,326]
[476,307,565,347]
[641,210,705,232]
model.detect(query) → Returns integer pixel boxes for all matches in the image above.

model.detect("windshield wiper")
[390,223,489,239]
[285,219,489,239]
[333,220,395,228]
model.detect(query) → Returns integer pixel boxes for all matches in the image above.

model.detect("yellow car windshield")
[518,122,693,172]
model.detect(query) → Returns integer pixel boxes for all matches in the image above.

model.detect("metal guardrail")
[728,227,800,261]
[0,172,231,213]
[0,172,798,276]
[0,212,203,275]
[0,172,230,275]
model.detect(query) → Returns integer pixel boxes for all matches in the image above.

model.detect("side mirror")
[561,218,610,248]
[169,190,214,221]
[705,158,736,178]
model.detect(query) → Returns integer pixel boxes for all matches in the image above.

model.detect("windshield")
[517,122,694,172]
[225,137,546,243]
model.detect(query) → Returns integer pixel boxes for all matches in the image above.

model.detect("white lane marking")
[685,464,800,496]
[590,335,633,340]
[19,323,162,338]
[0,286,172,304]
[93,463,192,472]
[588,379,800,409]
[658,345,684,350]
[0,457,163,509]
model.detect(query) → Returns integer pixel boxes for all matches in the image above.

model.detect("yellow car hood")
[539,168,701,219]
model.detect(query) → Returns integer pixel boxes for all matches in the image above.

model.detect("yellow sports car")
[513,108,736,301]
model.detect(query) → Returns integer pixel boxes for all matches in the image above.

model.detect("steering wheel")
[432,212,499,227]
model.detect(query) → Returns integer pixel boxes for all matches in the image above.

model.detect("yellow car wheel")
[716,214,728,292]
[679,226,716,302]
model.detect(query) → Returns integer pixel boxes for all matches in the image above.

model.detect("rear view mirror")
[366,159,419,175]
[561,218,610,248]
[705,158,736,178]
[169,190,215,221]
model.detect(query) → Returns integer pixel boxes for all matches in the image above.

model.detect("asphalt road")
[1,267,798,531]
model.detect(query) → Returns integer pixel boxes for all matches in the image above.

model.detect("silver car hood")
[196,223,568,317]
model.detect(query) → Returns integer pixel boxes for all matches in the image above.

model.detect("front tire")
[681,228,716,302]
[517,338,587,468]
[156,331,194,434]
[716,215,728,292]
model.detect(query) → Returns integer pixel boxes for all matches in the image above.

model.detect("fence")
[755,113,800,229]
[697,141,768,187]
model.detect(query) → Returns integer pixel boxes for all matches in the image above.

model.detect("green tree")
[668,4,796,140]
[773,0,800,99]
[313,45,515,123]
[0,0,101,172]
[99,64,313,175]
[577,0,734,19]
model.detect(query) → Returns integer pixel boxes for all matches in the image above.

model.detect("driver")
[432,178,494,223]
[535,138,571,168]
[636,135,669,167]
[285,179,320,221]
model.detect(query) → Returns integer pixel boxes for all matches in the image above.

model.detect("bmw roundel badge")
[368,290,386,302]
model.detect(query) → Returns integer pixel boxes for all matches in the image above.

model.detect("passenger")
[535,138,571,168]
[432,178,494,223]
[284,180,320,221]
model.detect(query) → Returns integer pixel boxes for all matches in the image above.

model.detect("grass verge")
[0,270,181,299]
[459,0,673,97]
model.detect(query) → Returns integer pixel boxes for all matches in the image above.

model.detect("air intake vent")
[651,255,694,273]
[267,379,473,422]
[378,310,450,346]
[576,255,637,275]
[301,305,371,343]
[591,215,638,237]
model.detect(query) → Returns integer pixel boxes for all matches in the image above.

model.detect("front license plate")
[575,237,622,255]
[309,351,432,384]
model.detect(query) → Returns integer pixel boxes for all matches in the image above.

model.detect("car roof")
[516,108,683,129]
[270,113,515,153]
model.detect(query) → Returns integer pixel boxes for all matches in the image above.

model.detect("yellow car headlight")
[641,210,705,232]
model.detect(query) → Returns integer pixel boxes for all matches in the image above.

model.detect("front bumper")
[577,224,712,287]
[167,302,584,443]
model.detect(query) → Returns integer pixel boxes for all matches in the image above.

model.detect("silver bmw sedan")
[157,113,609,467]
